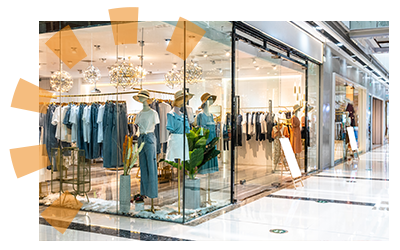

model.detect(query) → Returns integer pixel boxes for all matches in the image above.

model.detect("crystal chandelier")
[108,58,136,90]
[109,56,148,90]
[164,61,202,88]
[133,65,147,85]
[50,70,73,93]
[181,60,202,84]
[83,65,101,84]
[164,70,182,89]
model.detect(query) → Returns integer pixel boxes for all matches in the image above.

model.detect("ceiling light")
[203,54,208,58]
[315,26,323,30]
[252,59,257,64]
[255,66,259,70]
[272,65,277,70]
[94,44,101,50]
[337,43,344,47]
[149,62,154,66]
[172,63,177,68]
[347,65,352,68]
[226,51,230,57]
[39,63,41,69]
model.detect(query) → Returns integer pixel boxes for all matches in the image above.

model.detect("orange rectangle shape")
[10,144,50,178]
[45,25,87,69]
[166,17,206,61]
[108,7,139,22]
[112,22,138,45]
[11,79,53,114]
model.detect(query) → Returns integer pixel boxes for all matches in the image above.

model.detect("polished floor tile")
[39,143,390,241]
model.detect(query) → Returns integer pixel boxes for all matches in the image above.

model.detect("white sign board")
[279,138,302,179]
[346,127,358,151]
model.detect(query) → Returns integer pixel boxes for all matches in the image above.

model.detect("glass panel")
[181,21,232,223]
[306,61,320,172]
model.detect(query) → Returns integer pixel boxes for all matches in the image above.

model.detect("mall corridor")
[39,144,389,241]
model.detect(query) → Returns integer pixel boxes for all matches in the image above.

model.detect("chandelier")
[109,57,148,90]
[164,70,182,89]
[83,65,101,84]
[50,70,73,93]
[164,61,202,88]
[181,60,202,84]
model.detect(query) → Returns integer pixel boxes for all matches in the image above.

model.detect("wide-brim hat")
[133,89,151,102]
[293,104,302,113]
[199,92,217,109]
[173,89,194,107]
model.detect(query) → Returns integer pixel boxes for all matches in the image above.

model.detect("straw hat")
[293,104,302,113]
[173,89,194,107]
[199,92,217,109]
[133,89,151,102]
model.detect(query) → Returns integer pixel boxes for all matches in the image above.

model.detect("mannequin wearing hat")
[133,89,160,213]
[197,93,219,174]
[196,93,219,205]
[165,90,192,163]
[290,104,302,155]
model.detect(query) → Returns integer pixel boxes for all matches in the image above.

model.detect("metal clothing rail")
[41,88,175,98]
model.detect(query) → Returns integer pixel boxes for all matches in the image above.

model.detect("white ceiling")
[39,21,302,84]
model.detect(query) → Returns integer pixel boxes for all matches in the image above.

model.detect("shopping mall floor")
[39,144,389,241]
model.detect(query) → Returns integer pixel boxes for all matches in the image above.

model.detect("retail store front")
[38,21,321,223]
[333,74,366,164]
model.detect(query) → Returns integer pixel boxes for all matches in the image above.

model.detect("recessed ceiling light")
[315,26,323,30]
[252,59,257,64]
[149,62,154,66]
[226,51,230,57]
[337,43,344,47]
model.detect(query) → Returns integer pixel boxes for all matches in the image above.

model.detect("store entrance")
[372,97,384,148]
[233,39,307,201]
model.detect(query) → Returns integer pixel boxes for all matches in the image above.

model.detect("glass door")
[234,38,283,201]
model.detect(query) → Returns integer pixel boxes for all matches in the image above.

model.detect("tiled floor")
[39,144,389,241]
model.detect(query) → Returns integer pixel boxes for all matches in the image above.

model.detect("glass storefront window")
[39,21,321,223]
[39,21,233,223]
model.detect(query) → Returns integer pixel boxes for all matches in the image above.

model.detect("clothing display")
[272,124,289,166]
[346,103,356,126]
[223,113,231,151]
[159,102,173,143]
[103,101,128,166]
[301,116,310,147]
[165,110,190,161]
[242,111,275,143]
[196,112,219,174]
[135,109,160,134]
[138,132,158,198]
[290,115,302,154]
[236,114,243,146]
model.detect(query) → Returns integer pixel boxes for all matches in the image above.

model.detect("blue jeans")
[138,133,158,198]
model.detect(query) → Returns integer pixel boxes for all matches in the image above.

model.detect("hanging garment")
[76,104,85,151]
[44,104,58,170]
[255,112,262,141]
[101,102,128,168]
[301,116,310,147]
[159,102,172,143]
[149,100,161,154]
[69,105,79,143]
[246,112,251,141]
[97,104,105,143]
[165,110,190,161]
[346,103,356,126]
[197,112,219,174]
[236,113,243,146]
[138,132,158,198]
[290,116,302,153]
[266,113,275,143]
[90,103,100,159]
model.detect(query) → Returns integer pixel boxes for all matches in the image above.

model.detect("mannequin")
[196,93,218,206]
[133,90,160,213]
[272,121,289,172]
[291,104,302,166]
[165,90,192,162]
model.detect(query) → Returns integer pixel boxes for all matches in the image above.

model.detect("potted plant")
[120,135,144,213]
[161,127,220,209]
[131,193,146,211]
